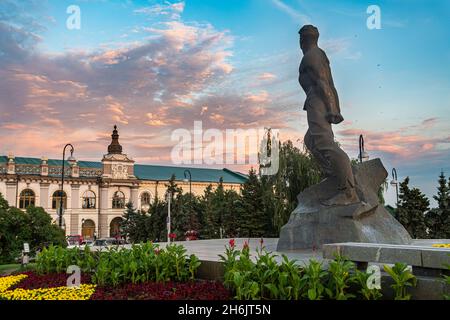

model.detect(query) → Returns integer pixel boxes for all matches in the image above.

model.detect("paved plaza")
[147,238,450,266]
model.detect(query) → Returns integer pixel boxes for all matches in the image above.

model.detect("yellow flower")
[0,274,28,293]
[0,274,96,300]
[432,244,450,248]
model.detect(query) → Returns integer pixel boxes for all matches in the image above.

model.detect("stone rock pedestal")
[277,159,412,251]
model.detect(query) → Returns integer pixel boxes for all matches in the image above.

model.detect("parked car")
[185,230,199,241]
[92,238,116,247]
[66,235,83,246]
[81,240,94,246]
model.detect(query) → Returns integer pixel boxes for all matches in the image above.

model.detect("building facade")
[0,126,247,239]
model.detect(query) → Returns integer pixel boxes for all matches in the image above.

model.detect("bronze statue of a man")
[298,25,359,206]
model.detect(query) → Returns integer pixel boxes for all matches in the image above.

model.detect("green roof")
[0,156,247,184]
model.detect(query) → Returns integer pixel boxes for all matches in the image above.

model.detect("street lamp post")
[166,191,172,243]
[183,169,192,195]
[359,135,369,163]
[183,169,193,238]
[59,144,75,229]
[81,218,85,239]
[390,168,399,207]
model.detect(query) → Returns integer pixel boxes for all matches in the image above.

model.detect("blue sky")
[0,0,449,206]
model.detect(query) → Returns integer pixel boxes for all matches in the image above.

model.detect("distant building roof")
[0,156,247,184]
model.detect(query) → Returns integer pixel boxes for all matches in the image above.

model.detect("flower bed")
[432,244,450,248]
[91,281,231,300]
[0,273,96,300]
[0,272,230,300]
[1,284,96,300]
[0,274,27,293]
[12,271,92,290]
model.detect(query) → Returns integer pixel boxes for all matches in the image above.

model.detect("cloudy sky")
[0,0,449,206]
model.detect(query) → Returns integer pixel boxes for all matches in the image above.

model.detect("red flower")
[169,233,177,239]
[259,238,264,246]
[243,241,249,250]
[229,239,235,248]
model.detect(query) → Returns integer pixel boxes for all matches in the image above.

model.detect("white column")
[39,183,50,209]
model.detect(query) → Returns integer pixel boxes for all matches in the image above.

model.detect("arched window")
[52,191,67,210]
[81,219,96,239]
[110,217,123,238]
[82,190,96,209]
[112,191,125,209]
[19,189,35,209]
[141,192,151,206]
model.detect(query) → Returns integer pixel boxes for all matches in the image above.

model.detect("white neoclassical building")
[0,126,247,239]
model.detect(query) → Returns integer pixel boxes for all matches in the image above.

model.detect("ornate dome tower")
[102,125,135,180]
[107,125,123,154]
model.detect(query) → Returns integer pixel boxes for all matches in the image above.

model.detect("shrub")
[352,269,383,300]
[325,255,355,300]
[0,195,65,264]
[35,242,201,287]
[300,259,327,300]
[220,240,424,301]
[383,263,417,300]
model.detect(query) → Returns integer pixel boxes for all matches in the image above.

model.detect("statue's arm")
[305,54,343,124]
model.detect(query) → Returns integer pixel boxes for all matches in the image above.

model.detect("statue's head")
[299,25,319,52]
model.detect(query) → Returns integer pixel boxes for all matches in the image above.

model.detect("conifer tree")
[147,197,167,242]
[222,189,241,238]
[121,202,148,243]
[426,171,450,238]
[237,168,267,237]
[200,184,215,239]
[396,177,430,239]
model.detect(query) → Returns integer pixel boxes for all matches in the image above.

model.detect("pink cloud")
[245,91,270,103]
[258,72,277,81]
[337,123,449,160]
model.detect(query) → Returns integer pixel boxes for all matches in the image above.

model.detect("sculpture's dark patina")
[276,25,412,250]
[298,25,357,206]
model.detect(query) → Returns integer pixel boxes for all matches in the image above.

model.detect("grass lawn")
[0,263,35,275]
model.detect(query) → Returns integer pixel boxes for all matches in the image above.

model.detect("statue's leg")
[306,100,359,206]
[327,142,355,190]
[305,100,338,178]
[304,129,332,177]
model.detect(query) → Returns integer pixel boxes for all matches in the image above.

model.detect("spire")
[107,125,123,154]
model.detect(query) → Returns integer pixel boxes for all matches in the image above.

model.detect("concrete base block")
[278,159,412,250]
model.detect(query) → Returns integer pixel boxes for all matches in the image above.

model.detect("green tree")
[26,206,66,250]
[0,193,65,263]
[426,171,450,239]
[147,197,168,242]
[121,202,148,243]
[396,177,429,239]
[237,168,268,237]
[259,137,322,234]
[221,189,241,238]
[0,206,31,263]
[164,175,193,241]
[0,192,8,210]
[200,184,215,239]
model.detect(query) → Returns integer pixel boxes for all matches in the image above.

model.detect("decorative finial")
[108,125,123,154]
